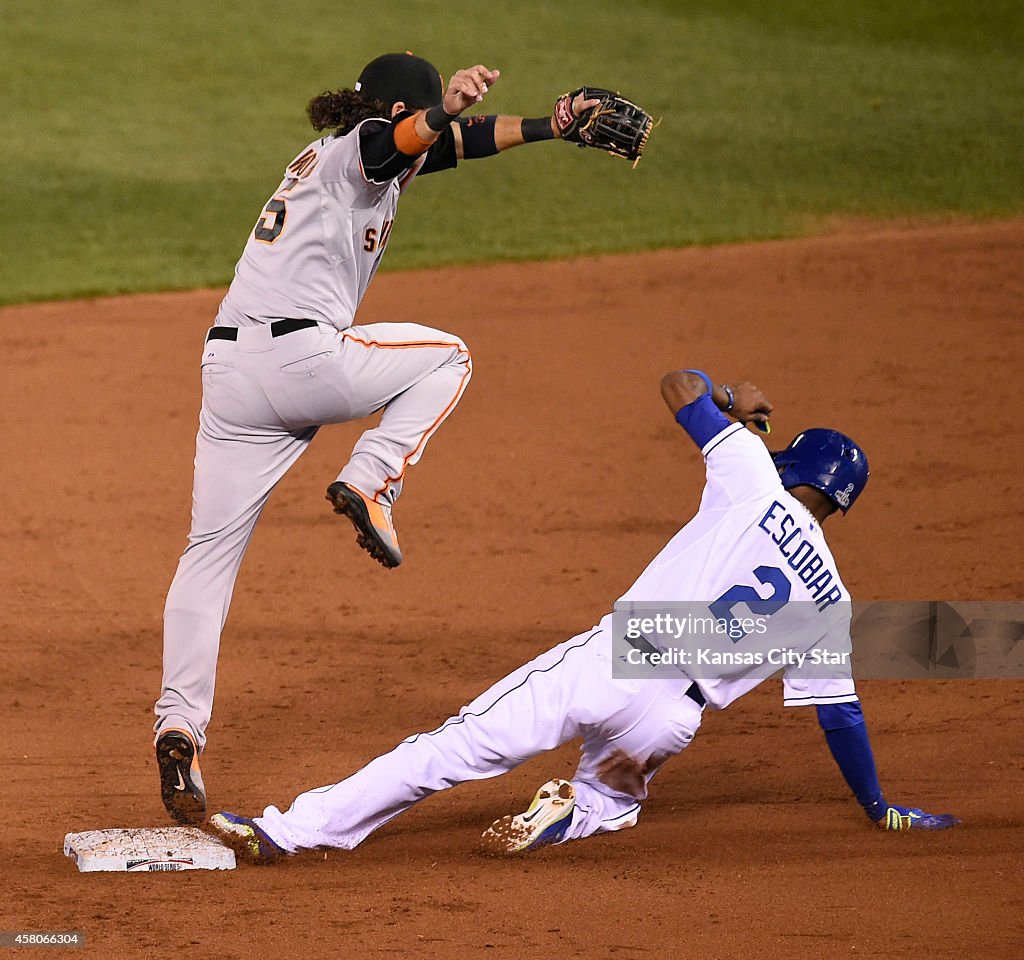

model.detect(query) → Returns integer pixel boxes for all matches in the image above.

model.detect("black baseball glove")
[553,87,654,166]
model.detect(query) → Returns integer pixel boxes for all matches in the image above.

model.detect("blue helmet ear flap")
[773,429,869,513]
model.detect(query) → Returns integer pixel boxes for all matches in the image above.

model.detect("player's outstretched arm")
[452,90,600,159]
[816,701,960,831]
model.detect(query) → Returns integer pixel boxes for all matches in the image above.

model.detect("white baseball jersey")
[217,118,423,330]
[244,414,860,855]
[618,418,858,710]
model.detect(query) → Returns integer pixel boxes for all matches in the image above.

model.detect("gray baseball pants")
[155,320,472,749]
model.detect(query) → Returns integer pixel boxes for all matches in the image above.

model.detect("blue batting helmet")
[771,429,869,513]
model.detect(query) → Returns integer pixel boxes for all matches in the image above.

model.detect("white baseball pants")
[254,622,705,851]
[156,321,472,749]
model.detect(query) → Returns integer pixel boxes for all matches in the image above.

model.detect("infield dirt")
[2,220,1022,958]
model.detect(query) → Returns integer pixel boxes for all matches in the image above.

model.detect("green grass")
[1,0,1021,304]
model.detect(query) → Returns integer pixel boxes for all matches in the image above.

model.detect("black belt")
[623,632,706,709]
[207,318,319,342]
[685,683,707,708]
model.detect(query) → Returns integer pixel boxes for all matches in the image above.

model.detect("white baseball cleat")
[481,779,576,854]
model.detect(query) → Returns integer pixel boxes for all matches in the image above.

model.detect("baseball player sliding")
[154,52,648,825]
[208,366,959,862]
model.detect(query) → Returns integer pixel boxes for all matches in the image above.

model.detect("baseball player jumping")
[208,366,960,862]
[155,53,616,825]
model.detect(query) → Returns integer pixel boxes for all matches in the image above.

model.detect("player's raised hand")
[443,65,501,114]
[727,380,773,430]
[875,803,961,831]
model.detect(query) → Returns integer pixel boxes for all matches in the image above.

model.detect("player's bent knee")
[404,325,470,369]
[445,337,471,373]
[446,334,470,361]
[418,324,468,358]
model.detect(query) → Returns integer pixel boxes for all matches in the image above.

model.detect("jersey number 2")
[710,565,792,642]
[254,198,286,243]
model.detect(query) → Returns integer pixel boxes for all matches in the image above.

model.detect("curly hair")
[307,89,391,137]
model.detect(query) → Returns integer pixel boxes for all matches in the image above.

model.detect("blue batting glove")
[874,803,960,832]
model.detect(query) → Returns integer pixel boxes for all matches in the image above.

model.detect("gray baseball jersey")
[217,119,424,330]
[156,117,468,755]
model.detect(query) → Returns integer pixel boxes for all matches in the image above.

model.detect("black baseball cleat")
[156,729,207,826]
[326,481,403,568]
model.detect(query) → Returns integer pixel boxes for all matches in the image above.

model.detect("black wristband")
[424,103,459,132]
[521,116,555,142]
[722,384,735,412]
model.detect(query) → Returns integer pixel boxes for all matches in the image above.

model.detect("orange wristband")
[393,114,433,156]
